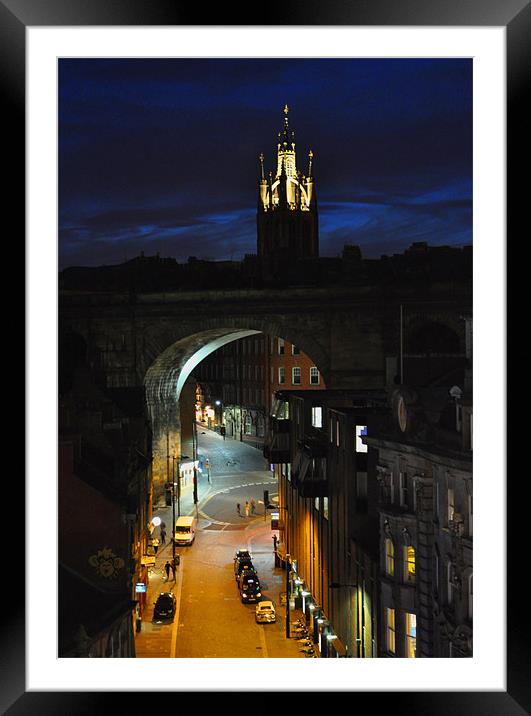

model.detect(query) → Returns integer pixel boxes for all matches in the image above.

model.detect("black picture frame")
[6,0,528,711]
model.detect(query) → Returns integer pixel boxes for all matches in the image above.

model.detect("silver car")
[255,600,276,623]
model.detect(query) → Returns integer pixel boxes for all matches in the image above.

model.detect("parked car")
[234,548,252,563]
[239,573,262,603]
[234,549,255,579]
[174,515,197,545]
[238,567,259,589]
[255,600,276,623]
[153,592,176,622]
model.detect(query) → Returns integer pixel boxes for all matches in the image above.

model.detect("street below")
[135,428,306,658]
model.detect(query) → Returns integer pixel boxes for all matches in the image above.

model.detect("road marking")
[257,623,269,658]
[170,555,184,659]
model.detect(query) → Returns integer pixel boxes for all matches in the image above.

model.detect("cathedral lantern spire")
[257,105,319,266]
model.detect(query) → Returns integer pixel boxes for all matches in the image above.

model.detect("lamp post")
[171,456,179,566]
[192,421,199,516]
[285,553,291,639]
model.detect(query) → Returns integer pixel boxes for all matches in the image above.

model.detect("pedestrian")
[164,560,171,580]
[152,538,159,555]
[244,501,250,517]
[236,503,241,516]
[160,527,166,544]
[250,498,256,514]
[170,560,176,580]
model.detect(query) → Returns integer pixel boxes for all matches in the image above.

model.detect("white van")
[174,515,197,545]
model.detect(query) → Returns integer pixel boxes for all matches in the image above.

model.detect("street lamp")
[215,400,225,439]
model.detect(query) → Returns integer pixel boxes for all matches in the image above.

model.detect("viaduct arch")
[60,284,471,494]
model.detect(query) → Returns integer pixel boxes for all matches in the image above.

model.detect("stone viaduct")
[60,282,471,496]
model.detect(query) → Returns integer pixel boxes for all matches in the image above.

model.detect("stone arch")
[139,315,330,387]
[143,322,329,496]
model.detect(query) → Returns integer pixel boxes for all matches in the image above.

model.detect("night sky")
[58,58,472,270]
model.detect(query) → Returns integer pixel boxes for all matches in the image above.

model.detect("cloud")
[59,58,472,269]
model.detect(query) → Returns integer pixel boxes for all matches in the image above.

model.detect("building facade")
[368,385,473,658]
[265,375,472,658]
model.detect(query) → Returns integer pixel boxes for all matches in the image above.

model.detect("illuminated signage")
[356,425,368,453]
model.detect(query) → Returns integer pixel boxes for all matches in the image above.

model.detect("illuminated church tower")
[257,105,319,269]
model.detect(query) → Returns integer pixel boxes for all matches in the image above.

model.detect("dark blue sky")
[58,58,472,270]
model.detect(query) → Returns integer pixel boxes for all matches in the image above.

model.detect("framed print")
[5,0,529,711]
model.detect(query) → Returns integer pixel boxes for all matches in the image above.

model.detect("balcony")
[292,442,328,498]
[263,431,290,463]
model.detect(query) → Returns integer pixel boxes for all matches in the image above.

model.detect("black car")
[237,566,259,589]
[235,548,252,559]
[239,573,262,604]
[235,559,255,581]
[234,549,252,567]
[153,592,176,621]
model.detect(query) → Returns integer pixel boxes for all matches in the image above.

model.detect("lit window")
[385,538,395,576]
[278,367,285,385]
[448,487,455,524]
[323,497,329,519]
[312,406,323,428]
[406,613,417,658]
[355,425,367,453]
[404,546,416,583]
[292,367,301,385]
[336,419,340,447]
[310,366,320,385]
[386,608,396,654]
[278,338,285,355]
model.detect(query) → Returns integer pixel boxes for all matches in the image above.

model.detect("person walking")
[164,560,171,580]
[250,498,256,515]
[152,538,159,555]
[244,501,250,517]
[236,503,241,516]
[160,527,166,544]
